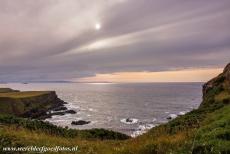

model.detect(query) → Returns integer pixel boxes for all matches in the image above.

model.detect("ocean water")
[0,82,203,137]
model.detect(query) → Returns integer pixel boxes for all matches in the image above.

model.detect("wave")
[120,118,139,124]
[131,124,156,137]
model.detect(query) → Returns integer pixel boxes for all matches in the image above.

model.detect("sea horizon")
[1,82,203,137]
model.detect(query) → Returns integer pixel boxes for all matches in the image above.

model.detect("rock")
[126,118,133,123]
[166,117,171,120]
[167,114,177,120]
[120,118,139,124]
[203,63,230,98]
[65,110,76,114]
[53,106,68,111]
[42,109,76,119]
[71,120,91,125]
[201,63,230,108]
[0,90,67,119]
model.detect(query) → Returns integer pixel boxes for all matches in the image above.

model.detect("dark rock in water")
[65,110,76,114]
[126,118,133,123]
[53,106,68,111]
[71,120,91,125]
[63,102,68,104]
[167,117,172,120]
[42,109,76,119]
[51,112,66,116]
[166,114,177,120]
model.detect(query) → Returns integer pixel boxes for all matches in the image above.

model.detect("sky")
[0,0,230,82]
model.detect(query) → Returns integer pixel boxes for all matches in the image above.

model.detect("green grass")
[0,88,229,153]
[0,114,130,140]
[0,64,229,153]
[0,91,61,117]
[191,106,230,154]
[0,88,19,93]
[0,91,52,98]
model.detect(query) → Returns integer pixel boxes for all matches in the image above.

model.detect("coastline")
[1,82,202,137]
[0,63,229,153]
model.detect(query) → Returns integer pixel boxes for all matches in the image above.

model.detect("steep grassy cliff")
[0,90,65,118]
[0,63,229,154]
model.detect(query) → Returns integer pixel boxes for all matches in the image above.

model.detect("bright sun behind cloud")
[95,23,101,30]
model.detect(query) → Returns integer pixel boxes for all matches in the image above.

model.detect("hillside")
[0,63,229,154]
[0,90,65,118]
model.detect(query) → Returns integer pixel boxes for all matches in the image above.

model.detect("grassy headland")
[0,63,229,154]
[0,88,19,93]
[0,90,66,118]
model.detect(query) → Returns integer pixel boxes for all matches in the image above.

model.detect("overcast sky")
[0,0,230,82]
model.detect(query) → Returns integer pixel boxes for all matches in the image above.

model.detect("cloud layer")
[0,0,230,81]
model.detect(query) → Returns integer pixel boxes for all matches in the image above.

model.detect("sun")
[95,23,101,30]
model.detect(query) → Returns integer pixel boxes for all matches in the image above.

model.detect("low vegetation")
[0,63,229,153]
[0,91,51,98]
[0,114,129,140]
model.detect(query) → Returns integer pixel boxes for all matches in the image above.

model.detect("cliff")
[0,90,65,118]
[203,63,230,96]
[201,63,230,108]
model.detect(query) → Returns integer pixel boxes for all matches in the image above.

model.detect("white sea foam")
[120,118,139,124]
[178,111,187,115]
[65,103,80,110]
[167,114,177,119]
[107,116,113,122]
[89,108,97,112]
[90,120,98,125]
[131,124,156,137]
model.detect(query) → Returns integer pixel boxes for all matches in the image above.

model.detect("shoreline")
[0,63,229,153]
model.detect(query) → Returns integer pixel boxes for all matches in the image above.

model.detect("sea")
[0,82,203,137]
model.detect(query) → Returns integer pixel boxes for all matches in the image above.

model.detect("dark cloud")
[0,0,230,81]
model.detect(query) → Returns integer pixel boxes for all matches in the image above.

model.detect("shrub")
[0,114,129,140]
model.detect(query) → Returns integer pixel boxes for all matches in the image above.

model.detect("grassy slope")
[0,91,52,98]
[0,90,62,117]
[0,64,229,154]
[0,88,19,93]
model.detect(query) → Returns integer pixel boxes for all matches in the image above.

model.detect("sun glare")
[95,23,101,30]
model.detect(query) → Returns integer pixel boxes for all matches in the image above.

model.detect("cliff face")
[201,63,230,107]
[0,91,65,118]
[203,63,230,95]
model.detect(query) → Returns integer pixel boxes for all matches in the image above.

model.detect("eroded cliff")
[0,90,65,118]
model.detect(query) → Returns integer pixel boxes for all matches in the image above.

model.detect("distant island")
[0,63,229,154]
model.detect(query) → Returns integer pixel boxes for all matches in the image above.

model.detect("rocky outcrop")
[43,109,76,119]
[201,63,230,107]
[0,90,66,119]
[71,120,91,125]
[203,63,230,98]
